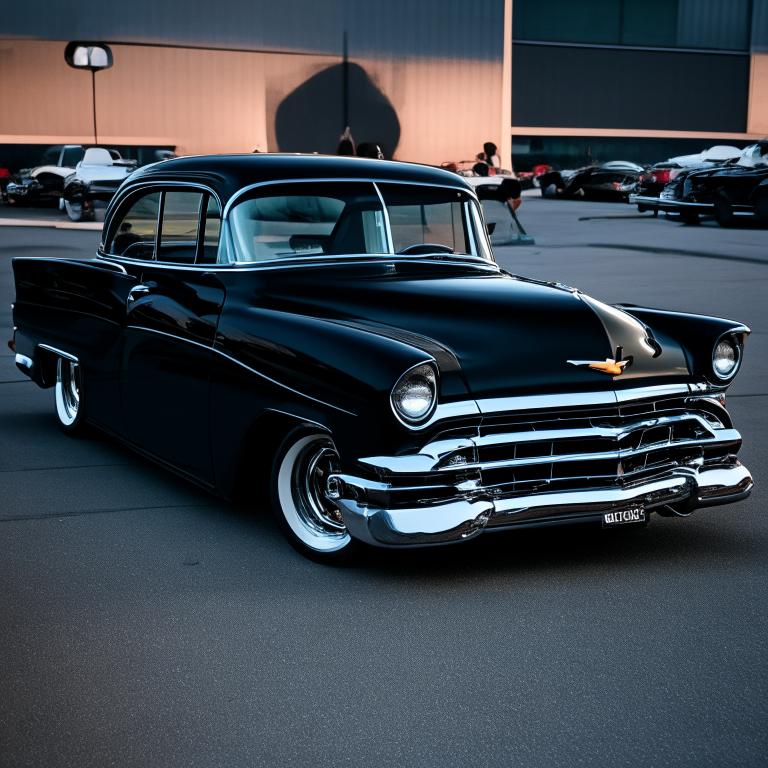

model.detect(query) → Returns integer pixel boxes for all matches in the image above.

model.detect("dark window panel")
[677,0,751,51]
[621,0,678,47]
[512,44,750,133]
[513,0,623,45]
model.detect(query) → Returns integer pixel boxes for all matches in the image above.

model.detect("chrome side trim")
[125,325,357,416]
[97,252,499,275]
[38,344,79,363]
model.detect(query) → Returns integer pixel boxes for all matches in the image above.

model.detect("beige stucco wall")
[0,39,503,166]
[747,54,768,136]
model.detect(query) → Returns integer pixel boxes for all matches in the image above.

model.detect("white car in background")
[62,148,137,222]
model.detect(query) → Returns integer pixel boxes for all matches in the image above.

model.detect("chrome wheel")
[65,199,94,222]
[276,434,351,553]
[55,358,80,426]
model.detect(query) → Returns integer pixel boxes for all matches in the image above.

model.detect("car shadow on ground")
[222,495,761,584]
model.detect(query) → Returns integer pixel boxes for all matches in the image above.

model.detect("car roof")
[124,153,474,212]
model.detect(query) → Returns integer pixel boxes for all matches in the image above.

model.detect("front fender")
[622,307,749,386]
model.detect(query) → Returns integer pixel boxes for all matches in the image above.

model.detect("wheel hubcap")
[277,434,350,552]
[294,442,346,533]
[56,358,80,424]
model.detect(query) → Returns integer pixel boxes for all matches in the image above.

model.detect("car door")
[116,187,225,484]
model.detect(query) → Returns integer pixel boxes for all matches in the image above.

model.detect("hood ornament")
[568,346,633,377]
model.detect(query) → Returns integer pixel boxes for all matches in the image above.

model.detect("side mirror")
[486,222,496,235]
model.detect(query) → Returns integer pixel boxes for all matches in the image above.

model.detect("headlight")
[713,338,739,379]
[391,363,437,425]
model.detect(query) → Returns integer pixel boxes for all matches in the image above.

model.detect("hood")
[253,260,690,401]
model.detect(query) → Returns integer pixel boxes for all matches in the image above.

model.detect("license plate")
[603,506,645,527]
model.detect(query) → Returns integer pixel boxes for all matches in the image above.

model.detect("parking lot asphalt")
[1,198,766,767]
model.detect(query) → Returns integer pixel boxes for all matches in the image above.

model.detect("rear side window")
[62,147,85,167]
[109,188,221,264]
[198,196,221,264]
[158,191,203,264]
[111,191,161,260]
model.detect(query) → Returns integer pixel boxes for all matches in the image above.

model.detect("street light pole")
[91,69,98,144]
[64,42,113,146]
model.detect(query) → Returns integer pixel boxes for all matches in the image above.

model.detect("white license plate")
[603,506,645,527]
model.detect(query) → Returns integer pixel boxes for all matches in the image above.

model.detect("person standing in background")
[484,142,501,171]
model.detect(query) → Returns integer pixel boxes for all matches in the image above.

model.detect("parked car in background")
[3,145,86,206]
[0,167,11,196]
[10,153,753,563]
[634,146,743,206]
[630,142,768,226]
[539,161,647,201]
[62,148,137,222]
[464,175,534,245]
[517,164,552,190]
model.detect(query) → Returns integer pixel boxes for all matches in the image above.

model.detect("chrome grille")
[366,394,741,507]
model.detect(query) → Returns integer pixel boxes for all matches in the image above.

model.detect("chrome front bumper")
[330,385,753,547]
[334,462,753,547]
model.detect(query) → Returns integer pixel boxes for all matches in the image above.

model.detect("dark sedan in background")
[539,161,646,201]
[630,142,768,226]
[634,145,742,203]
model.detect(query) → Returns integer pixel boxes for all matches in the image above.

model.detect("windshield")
[737,144,768,168]
[226,181,492,263]
[39,146,63,167]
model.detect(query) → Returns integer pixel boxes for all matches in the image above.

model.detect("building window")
[513,0,752,52]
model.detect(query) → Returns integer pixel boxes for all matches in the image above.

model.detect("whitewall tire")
[270,429,360,563]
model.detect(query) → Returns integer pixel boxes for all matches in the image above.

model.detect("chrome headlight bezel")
[390,362,438,427]
[712,333,742,381]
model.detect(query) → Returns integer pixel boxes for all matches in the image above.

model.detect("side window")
[158,191,203,264]
[110,191,161,260]
[198,195,221,264]
[62,146,85,167]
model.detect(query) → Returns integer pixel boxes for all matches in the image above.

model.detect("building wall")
[0,40,502,166]
[748,54,768,134]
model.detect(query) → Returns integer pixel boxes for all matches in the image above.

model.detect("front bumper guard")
[333,462,753,548]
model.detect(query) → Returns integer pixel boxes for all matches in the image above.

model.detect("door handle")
[127,284,150,306]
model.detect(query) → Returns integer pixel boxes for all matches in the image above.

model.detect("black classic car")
[11,154,753,562]
[3,145,86,206]
[630,142,768,225]
[539,161,646,201]
[633,145,742,203]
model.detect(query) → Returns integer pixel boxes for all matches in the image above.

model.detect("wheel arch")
[227,408,331,502]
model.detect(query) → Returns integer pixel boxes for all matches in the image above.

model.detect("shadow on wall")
[275,63,400,158]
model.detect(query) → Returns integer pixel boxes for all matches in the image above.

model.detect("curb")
[0,219,102,231]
